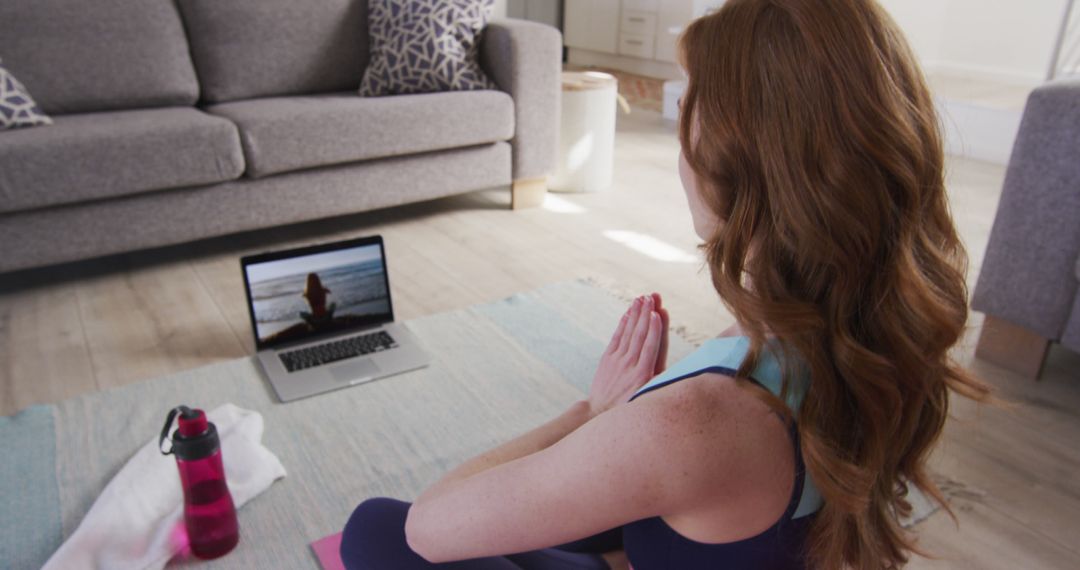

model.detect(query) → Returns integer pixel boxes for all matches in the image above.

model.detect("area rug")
[0,279,939,569]
[565,65,665,112]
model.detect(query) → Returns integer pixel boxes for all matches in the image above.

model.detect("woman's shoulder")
[631,367,786,436]
[620,370,796,529]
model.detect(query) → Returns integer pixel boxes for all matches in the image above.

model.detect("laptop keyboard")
[280,330,397,373]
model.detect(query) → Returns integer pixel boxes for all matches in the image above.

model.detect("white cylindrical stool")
[550,71,618,193]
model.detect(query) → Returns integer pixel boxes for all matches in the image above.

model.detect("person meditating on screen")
[339,0,992,568]
[300,272,336,327]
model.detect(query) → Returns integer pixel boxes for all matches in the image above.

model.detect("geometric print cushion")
[0,58,53,130]
[359,0,499,97]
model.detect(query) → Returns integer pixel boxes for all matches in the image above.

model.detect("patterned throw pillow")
[0,59,53,130]
[360,0,499,97]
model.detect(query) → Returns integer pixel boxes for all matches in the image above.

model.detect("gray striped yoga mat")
[1,280,696,569]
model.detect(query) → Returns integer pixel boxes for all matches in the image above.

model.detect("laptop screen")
[241,236,393,350]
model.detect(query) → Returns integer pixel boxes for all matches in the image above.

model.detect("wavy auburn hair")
[678,0,992,568]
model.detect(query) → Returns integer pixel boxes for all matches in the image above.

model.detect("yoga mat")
[5,280,693,569]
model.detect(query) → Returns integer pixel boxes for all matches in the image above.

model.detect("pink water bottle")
[159,406,240,559]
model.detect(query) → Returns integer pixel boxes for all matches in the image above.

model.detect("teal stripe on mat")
[0,405,62,570]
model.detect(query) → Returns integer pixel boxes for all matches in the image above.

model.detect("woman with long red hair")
[341,1,992,568]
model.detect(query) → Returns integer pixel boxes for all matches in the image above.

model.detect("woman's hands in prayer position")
[587,293,670,418]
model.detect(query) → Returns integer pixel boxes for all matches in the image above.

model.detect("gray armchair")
[971,78,1080,378]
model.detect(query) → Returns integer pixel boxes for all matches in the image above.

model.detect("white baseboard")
[567,48,684,81]
[937,97,1023,165]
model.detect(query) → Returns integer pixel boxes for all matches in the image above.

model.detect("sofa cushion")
[207,90,513,178]
[360,0,498,97]
[177,0,369,103]
[0,0,199,114]
[0,59,52,129]
[0,108,244,214]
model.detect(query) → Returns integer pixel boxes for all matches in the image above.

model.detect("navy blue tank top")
[621,336,823,569]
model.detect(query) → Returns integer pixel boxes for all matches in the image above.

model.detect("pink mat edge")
[310,531,345,570]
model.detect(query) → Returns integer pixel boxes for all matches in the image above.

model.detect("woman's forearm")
[415,399,594,505]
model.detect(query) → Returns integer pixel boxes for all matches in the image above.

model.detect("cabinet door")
[564,0,592,49]
[565,0,620,54]
[622,0,660,11]
[590,0,620,53]
[620,10,657,36]
[618,32,655,58]
[505,0,526,18]
[526,0,562,30]
[655,0,694,63]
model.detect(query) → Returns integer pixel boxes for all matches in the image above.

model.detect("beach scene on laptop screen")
[245,244,390,345]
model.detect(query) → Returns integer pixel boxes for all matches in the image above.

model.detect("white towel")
[43,404,287,570]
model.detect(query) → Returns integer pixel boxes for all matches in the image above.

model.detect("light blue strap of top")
[629,336,823,519]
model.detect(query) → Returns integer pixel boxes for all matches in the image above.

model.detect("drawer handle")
[625,40,643,45]
[629,17,646,22]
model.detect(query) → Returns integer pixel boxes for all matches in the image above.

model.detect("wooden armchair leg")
[511,178,547,210]
[975,314,1051,379]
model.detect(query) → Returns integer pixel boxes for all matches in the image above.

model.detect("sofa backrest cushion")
[0,0,199,114]
[177,0,370,103]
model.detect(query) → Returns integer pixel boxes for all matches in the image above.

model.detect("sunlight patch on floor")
[602,230,699,263]
[542,194,588,214]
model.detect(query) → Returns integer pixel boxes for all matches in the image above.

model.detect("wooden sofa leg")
[975,314,1051,379]
[511,178,547,210]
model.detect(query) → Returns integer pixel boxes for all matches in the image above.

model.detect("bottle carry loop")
[159,405,219,460]
[159,405,193,456]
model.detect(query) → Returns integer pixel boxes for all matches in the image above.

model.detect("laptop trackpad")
[330,358,380,384]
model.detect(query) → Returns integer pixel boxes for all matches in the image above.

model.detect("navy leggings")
[340,497,622,569]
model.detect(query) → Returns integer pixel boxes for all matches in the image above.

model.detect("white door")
[656,0,695,63]
[564,0,620,54]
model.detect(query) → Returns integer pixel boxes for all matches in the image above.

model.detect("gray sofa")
[0,0,561,274]
[971,78,1080,378]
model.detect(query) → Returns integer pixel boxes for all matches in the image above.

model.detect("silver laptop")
[241,235,429,402]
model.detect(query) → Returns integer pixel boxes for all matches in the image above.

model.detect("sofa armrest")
[1063,289,1080,353]
[971,78,1080,340]
[480,18,562,181]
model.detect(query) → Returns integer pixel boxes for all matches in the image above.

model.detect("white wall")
[877,0,1068,84]
[938,0,1066,82]
[875,0,947,64]
[692,0,727,18]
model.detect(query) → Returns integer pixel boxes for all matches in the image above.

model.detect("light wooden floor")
[2,109,1078,568]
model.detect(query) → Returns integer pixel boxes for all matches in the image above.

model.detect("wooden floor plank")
[75,258,247,389]
[0,283,97,416]
[907,498,1078,569]
[189,253,255,355]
